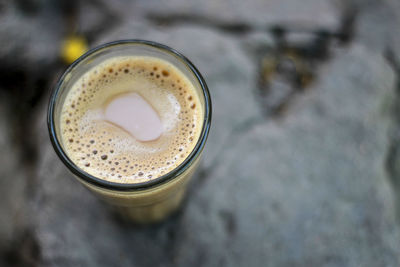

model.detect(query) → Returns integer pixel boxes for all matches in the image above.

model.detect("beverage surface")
[60,56,203,183]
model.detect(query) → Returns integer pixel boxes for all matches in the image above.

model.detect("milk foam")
[60,56,203,183]
[104,93,163,142]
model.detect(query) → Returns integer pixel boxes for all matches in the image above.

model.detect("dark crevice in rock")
[218,209,237,237]
[147,13,254,35]
[2,230,41,267]
[14,0,42,15]
[147,12,354,41]
[336,5,358,45]
[384,48,400,221]
[0,68,55,181]
[256,10,357,118]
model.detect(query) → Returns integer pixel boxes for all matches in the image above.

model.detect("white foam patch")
[163,93,181,132]
[104,93,163,142]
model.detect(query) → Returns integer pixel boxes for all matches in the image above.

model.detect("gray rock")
[33,43,400,267]
[340,0,400,220]
[0,1,63,73]
[131,0,340,31]
[334,0,400,56]
[0,93,29,254]
[30,1,400,266]
[173,44,400,267]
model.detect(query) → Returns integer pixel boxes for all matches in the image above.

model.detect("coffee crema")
[60,56,203,183]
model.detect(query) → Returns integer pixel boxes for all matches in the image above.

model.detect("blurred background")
[1,0,400,266]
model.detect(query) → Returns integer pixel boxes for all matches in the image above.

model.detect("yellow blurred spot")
[61,36,88,64]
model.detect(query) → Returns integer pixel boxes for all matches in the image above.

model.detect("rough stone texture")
[132,0,340,30]
[0,0,63,72]
[0,95,24,242]
[173,44,400,266]
[0,93,31,266]
[2,0,400,266]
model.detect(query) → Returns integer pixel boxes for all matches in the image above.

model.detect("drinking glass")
[48,40,211,223]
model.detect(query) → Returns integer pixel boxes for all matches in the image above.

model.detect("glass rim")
[47,39,212,192]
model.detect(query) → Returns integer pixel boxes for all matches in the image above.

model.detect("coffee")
[60,56,203,183]
[49,41,211,223]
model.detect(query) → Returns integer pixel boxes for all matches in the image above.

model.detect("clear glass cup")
[48,40,211,224]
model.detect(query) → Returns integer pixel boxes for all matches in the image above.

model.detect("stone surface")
[0,92,31,265]
[173,44,400,266]
[2,0,400,266]
[132,0,340,30]
[0,0,63,72]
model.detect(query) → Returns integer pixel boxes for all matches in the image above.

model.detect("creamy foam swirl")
[60,56,203,183]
